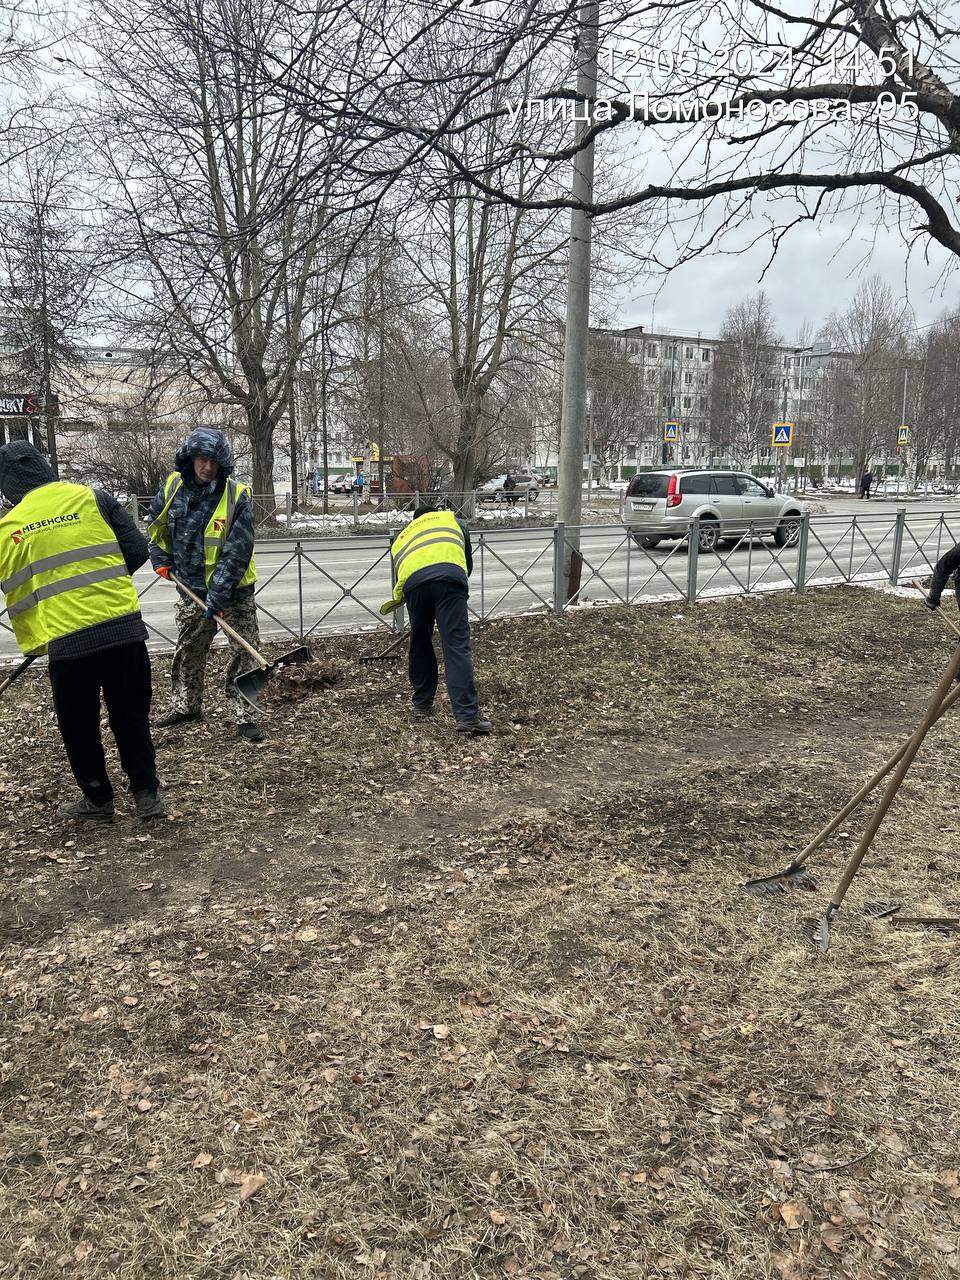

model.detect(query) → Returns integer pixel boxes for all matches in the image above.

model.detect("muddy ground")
[2,587,960,1279]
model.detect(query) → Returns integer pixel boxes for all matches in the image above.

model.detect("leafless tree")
[85,0,359,512]
[823,277,913,482]
[0,131,101,471]
[710,292,782,468]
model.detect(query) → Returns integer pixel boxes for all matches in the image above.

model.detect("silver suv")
[624,469,805,553]
[478,473,540,504]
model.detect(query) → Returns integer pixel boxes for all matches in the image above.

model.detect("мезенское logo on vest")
[10,513,81,544]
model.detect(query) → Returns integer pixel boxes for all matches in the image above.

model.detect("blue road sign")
[897,426,910,445]
[663,421,680,442]
[771,422,794,447]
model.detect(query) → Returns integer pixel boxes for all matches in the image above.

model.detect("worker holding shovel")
[0,441,164,823]
[147,428,263,743]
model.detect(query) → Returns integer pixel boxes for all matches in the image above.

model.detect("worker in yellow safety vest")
[147,427,263,742]
[0,441,164,822]
[381,506,491,733]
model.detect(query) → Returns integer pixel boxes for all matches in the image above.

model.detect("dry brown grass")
[2,587,960,1278]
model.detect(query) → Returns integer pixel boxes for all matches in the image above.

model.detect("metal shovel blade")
[233,645,314,712]
[812,907,835,953]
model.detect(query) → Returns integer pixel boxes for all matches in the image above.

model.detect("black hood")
[174,428,235,487]
[0,441,57,505]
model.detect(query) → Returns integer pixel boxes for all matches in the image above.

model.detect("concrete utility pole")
[556,0,599,603]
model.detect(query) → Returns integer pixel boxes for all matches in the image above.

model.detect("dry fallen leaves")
[776,1201,811,1231]
[238,1173,268,1203]
[193,1152,214,1170]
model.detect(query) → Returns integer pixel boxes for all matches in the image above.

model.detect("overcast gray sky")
[613,213,957,342]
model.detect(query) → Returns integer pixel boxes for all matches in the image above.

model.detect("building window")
[685,346,693,359]
[683,396,692,409]
[647,343,658,357]
[699,396,708,411]
[661,395,669,408]
[684,372,692,384]
[702,350,711,362]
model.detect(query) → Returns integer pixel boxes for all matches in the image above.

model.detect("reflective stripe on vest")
[0,483,139,657]
[390,511,468,595]
[148,471,256,589]
[8,564,130,617]
[2,541,122,594]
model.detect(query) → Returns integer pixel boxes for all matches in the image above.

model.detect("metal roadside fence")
[1,509,957,657]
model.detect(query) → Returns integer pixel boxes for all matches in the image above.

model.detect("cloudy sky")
[613,212,957,343]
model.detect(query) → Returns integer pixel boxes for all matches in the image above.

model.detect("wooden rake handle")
[911,580,960,640]
[167,573,268,670]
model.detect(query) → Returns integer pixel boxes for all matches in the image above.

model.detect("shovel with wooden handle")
[167,574,313,713]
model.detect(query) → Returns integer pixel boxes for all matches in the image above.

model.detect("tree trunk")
[451,390,482,518]
[248,407,277,522]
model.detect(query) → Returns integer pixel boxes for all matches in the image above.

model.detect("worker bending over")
[0,441,163,822]
[382,506,491,734]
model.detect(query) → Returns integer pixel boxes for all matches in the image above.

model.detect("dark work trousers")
[48,641,159,803]
[405,579,479,721]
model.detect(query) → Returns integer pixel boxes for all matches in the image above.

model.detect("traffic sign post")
[897,425,910,446]
[662,421,680,443]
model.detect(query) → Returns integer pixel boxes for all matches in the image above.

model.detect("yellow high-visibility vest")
[0,482,139,657]
[381,510,467,614]
[148,473,256,589]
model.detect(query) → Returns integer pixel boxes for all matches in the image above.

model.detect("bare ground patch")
[2,587,960,1278]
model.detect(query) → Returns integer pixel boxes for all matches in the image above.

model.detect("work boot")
[134,790,166,821]
[237,722,264,742]
[455,717,493,735]
[411,703,434,719]
[154,710,202,729]
[59,795,114,824]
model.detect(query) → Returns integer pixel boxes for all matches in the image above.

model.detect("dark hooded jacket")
[146,427,255,611]
[0,440,149,660]
[927,541,960,609]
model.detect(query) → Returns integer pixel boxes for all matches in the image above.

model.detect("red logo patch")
[10,530,22,544]
[212,519,225,534]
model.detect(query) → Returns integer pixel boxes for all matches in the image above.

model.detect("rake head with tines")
[743,861,818,896]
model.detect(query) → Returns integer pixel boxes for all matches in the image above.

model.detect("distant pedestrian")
[355,470,365,496]
[380,506,491,734]
[859,469,874,499]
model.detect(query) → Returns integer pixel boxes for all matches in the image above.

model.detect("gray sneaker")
[58,795,114,824]
[134,790,166,821]
[455,718,493,735]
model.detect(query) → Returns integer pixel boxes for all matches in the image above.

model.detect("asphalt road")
[2,498,958,659]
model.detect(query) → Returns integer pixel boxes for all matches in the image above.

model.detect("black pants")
[406,579,479,721]
[49,642,159,803]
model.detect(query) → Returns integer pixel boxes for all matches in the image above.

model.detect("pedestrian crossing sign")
[897,425,910,445]
[663,421,680,442]
[771,422,794,447]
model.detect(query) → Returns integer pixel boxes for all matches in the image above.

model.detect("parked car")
[330,474,356,495]
[623,469,806,552]
[478,473,540,504]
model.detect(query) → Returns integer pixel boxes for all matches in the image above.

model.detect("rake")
[359,630,409,664]
[744,588,960,897]
[812,638,960,952]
